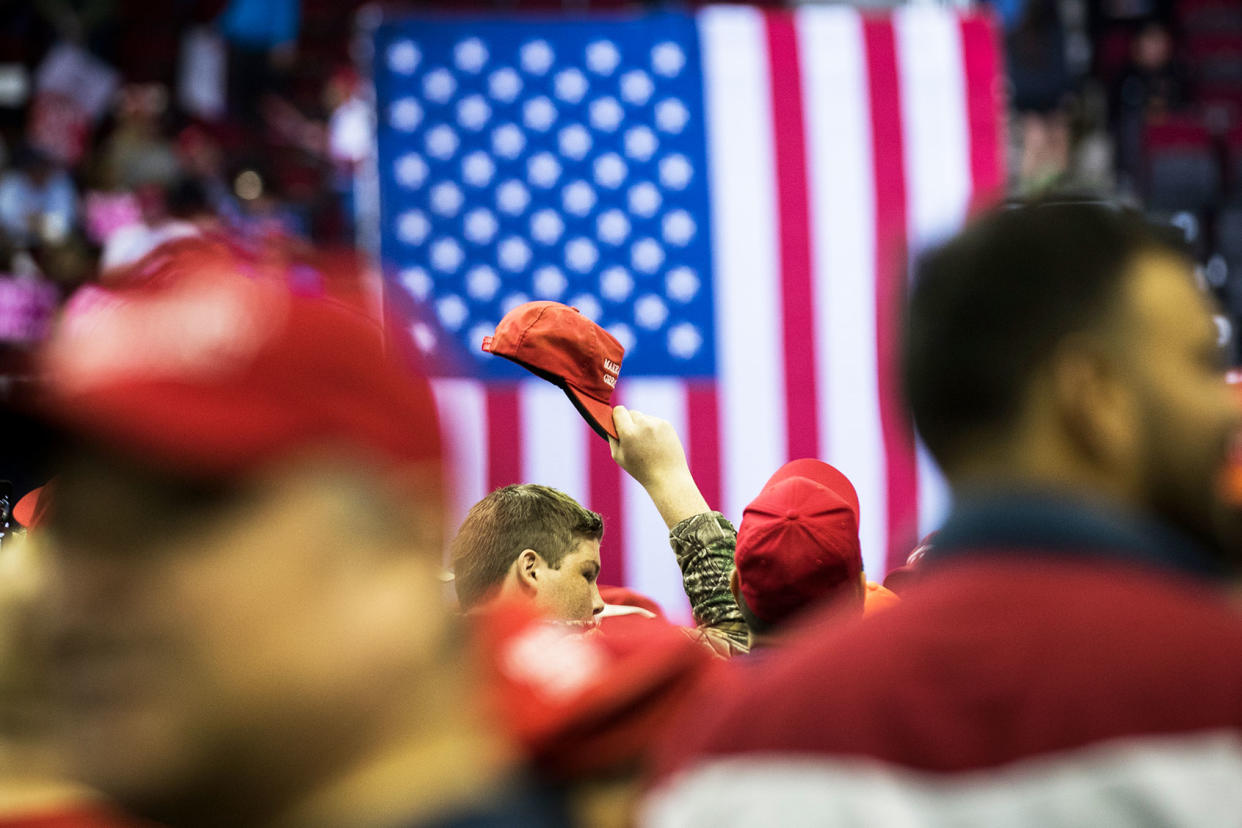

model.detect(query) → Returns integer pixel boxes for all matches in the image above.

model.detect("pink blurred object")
[84,190,143,244]
[0,275,58,344]
[27,90,90,165]
[28,43,119,164]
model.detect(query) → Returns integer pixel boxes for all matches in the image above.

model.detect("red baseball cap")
[761,457,860,522]
[35,249,442,480]
[473,601,715,780]
[735,469,863,626]
[482,301,623,440]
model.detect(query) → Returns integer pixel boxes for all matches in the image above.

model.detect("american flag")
[372,6,1004,621]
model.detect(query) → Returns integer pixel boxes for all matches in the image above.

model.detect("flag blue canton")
[374,12,716,378]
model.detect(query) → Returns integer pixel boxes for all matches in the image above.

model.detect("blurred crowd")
[4,198,1242,828]
[3,4,1242,824]
[0,0,372,398]
[999,0,1242,353]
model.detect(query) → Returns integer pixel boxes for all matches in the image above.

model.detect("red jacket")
[646,547,1242,825]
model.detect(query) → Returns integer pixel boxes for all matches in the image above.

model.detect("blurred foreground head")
[26,246,495,826]
[0,525,50,749]
[904,201,1240,561]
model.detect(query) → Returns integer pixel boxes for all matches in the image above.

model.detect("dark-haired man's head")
[904,201,1240,559]
[451,484,605,624]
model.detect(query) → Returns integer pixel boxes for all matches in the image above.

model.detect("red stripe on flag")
[588,429,627,587]
[959,13,1006,210]
[765,10,820,462]
[863,18,920,573]
[485,385,523,491]
[686,381,722,514]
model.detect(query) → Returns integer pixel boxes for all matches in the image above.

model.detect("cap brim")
[487,348,617,441]
[41,373,440,481]
[564,385,617,441]
[44,382,317,477]
[764,458,860,520]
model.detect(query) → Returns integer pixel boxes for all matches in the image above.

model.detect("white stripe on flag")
[520,379,589,506]
[897,7,973,250]
[432,378,488,554]
[798,6,888,581]
[699,6,786,525]
[896,6,971,539]
[619,379,694,623]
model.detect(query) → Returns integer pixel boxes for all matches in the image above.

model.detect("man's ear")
[1051,340,1135,468]
[514,548,542,593]
[729,566,741,603]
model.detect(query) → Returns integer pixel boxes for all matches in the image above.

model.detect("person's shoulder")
[648,554,1242,778]
[825,555,1242,685]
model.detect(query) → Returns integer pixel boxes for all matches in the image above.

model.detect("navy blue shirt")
[928,489,1229,582]
[409,779,572,828]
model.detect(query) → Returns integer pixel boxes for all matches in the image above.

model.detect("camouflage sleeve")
[669,512,749,655]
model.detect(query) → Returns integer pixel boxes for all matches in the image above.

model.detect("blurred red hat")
[483,301,623,440]
[735,462,863,626]
[473,601,715,780]
[36,246,441,479]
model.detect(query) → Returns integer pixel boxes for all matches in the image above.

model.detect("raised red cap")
[735,474,863,626]
[36,248,442,480]
[482,301,623,440]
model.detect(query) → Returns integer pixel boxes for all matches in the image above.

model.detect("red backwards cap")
[482,301,623,440]
[762,457,860,522]
[36,252,441,479]
[735,463,863,626]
